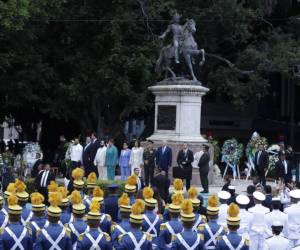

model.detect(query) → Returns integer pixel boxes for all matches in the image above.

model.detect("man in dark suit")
[198,145,210,193]
[177,143,194,191]
[156,141,172,176]
[35,163,55,205]
[153,169,170,203]
[82,136,93,177]
[262,185,272,210]
[254,144,269,186]
[104,184,119,222]
[89,132,100,177]
[275,151,292,184]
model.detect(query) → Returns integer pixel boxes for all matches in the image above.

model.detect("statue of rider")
[159,11,183,64]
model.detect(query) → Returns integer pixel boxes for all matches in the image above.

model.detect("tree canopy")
[0,0,299,138]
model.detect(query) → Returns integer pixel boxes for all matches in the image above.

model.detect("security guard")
[84,172,97,210]
[92,195,112,234]
[76,200,112,249]
[142,187,163,248]
[216,203,249,250]
[200,194,225,250]
[217,190,230,228]
[1,193,33,249]
[104,183,120,222]
[188,186,207,231]
[68,190,88,249]
[29,192,47,242]
[236,194,253,239]
[92,186,105,213]
[111,193,132,249]
[34,192,72,250]
[158,193,184,249]
[171,199,204,250]
[265,197,288,238]
[0,195,9,229]
[284,189,300,247]
[15,179,33,226]
[248,191,270,250]
[118,199,152,250]
[125,175,137,205]
[58,186,73,225]
[264,221,290,250]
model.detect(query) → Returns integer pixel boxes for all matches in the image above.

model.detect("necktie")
[257,151,261,165]
[41,171,49,187]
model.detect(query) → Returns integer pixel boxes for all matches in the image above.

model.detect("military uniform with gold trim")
[76,199,112,250]
[33,192,72,250]
[216,203,249,250]
[68,190,88,248]
[1,194,33,250]
[111,193,132,249]
[29,192,47,242]
[125,175,137,206]
[141,187,163,248]
[200,195,225,250]
[0,196,9,229]
[158,193,184,250]
[171,199,204,250]
[119,200,152,250]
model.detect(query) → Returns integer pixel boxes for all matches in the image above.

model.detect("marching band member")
[29,192,47,242]
[85,172,97,210]
[216,203,249,250]
[59,186,73,225]
[171,199,204,250]
[125,175,137,205]
[68,190,88,249]
[34,192,72,250]
[200,195,225,250]
[1,194,33,249]
[92,195,112,234]
[142,187,163,248]
[92,186,105,213]
[119,199,152,250]
[72,168,85,196]
[76,200,112,249]
[158,193,184,249]
[0,196,9,229]
[111,193,132,248]
[188,186,207,231]
[3,182,16,216]
[15,179,33,226]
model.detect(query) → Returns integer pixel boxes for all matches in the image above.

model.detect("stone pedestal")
[147,79,215,185]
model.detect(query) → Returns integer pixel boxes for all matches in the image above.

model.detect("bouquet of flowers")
[245,132,268,159]
[266,144,280,175]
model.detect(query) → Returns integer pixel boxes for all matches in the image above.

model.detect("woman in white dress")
[129,140,144,176]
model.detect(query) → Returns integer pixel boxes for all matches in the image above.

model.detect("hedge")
[24,178,126,197]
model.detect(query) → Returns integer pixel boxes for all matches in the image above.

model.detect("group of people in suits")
[254,144,293,187]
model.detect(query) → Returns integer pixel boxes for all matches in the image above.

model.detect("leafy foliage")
[0,0,299,135]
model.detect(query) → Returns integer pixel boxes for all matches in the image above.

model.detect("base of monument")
[147,133,207,143]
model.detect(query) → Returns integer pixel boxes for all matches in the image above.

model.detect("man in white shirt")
[70,138,83,168]
[264,221,290,250]
[236,194,253,239]
[284,189,300,248]
[265,197,288,238]
[94,140,107,180]
[217,190,230,228]
[248,191,270,250]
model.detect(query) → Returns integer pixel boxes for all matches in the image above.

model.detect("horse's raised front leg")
[167,67,176,79]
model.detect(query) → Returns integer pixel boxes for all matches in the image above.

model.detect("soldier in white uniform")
[265,197,288,237]
[236,194,253,239]
[217,191,230,228]
[263,221,290,250]
[284,189,300,248]
[248,191,270,250]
